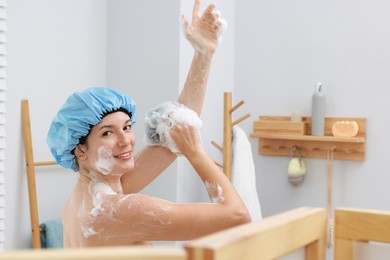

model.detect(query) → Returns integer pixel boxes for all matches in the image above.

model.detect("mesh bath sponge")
[144,101,202,154]
[46,87,136,172]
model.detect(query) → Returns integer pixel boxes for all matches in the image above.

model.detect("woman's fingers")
[170,125,201,157]
[201,2,217,21]
[192,0,201,20]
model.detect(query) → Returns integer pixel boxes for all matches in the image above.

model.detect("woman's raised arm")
[121,0,226,194]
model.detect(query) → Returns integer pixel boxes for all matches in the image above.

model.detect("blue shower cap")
[46,87,137,172]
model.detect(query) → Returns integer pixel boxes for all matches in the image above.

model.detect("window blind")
[0,0,7,252]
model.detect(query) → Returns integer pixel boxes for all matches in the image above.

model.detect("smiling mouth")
[114,152,131,159]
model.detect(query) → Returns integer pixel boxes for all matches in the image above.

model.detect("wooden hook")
[276,145,286,150]
[34,161,57,167]
[213,160,223,168]
[233,113,251,126]
[344,149,355,154]
[230,100,245,114]
[211,140,223,153]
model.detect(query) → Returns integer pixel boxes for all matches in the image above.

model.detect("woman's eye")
[102,131,112,137]
[124,125,132,131]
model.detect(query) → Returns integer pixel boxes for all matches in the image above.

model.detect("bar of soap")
[332,121,359,137]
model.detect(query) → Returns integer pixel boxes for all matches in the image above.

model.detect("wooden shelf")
[250,133,365,143]
[251,116,366,161]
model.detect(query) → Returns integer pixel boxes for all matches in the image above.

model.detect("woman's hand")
[170,124,203,158]
[181,0,227,55]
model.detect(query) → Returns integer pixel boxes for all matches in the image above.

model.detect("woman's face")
[80,111,136,176]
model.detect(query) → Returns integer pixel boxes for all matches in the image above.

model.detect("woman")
[47,1,250,248]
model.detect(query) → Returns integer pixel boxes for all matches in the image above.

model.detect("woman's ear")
[75,145,87,160]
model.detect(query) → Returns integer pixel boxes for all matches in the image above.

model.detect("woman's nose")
[117,132,131,147]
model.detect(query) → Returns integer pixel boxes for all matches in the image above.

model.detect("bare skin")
[63,112,250,247]
[121,0,224,194]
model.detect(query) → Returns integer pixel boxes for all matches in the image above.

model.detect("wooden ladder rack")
[21,99,57,249]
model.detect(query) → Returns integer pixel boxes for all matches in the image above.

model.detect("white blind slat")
[0,91,5,101]
[0,44,6,55]
[0,208,4,219]
[0,68,6,78]
[0,32,6,43]
[0,114,5,125]
[0,56,6,67]
[0,20,6,32]
[0,79,6,90]
[0,0,7,8]
[0,125,5,138]
[0,8,6,20]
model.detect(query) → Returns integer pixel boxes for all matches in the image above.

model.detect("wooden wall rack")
[251,116,366,161]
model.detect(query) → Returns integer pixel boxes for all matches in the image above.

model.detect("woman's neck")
[79,170,124,194]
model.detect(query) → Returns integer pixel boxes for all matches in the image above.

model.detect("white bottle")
[311,82,325,136]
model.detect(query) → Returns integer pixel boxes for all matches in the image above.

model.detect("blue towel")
[40,219,63,248]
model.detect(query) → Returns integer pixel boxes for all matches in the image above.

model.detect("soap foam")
[95,146,114,175]
[78,180,173,240]
[144,101,202,154]
[180,7,228,53]
[205,181,225,204]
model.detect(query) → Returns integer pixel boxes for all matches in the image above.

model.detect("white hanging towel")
[232,125,262,222]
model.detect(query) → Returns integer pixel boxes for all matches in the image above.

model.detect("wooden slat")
[306,239,326,260]
[223,92,232,180]
[21,100,60,249]
[34,161,56,167]
[185,207,326,260]
[334,238,353,260]
[256,116,366,137]
[334,208,390,260]
[250,133,365,143]
[335,208,390,242]
[0,246,186,260]
[21,100,41,249]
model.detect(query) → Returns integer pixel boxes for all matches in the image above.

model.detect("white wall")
[235,0,390,216]
[6,0,107,250]
[235,0,390,258]
[106,0,180,202]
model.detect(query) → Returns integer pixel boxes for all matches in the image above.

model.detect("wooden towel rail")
[0,245,187,260]
[185,207,327,260]
[334,208,390,260]
[186,207,390,260]
[212,92,250,180]
[21,99,57,249]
